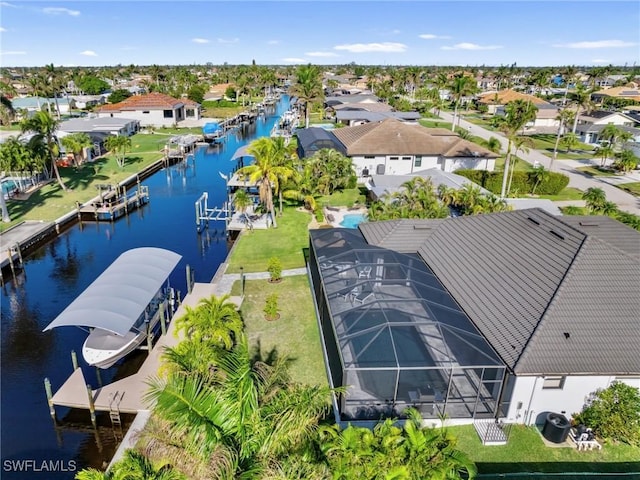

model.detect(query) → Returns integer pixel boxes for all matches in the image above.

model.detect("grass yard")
[537,187,584,201]
[451,424,640,475]
[618,182,640,196]
[419,119,454,130]
[226,207,312,273]
[318,187,367,208]
[494,156,533,172]
[231,275,328,386]
[575,165,617,177]
[528,134,596,160]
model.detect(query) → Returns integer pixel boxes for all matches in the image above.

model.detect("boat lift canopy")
[230,144,256,161]
[43,247,182,337]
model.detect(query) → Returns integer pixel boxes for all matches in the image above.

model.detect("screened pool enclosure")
[309,228,508,421]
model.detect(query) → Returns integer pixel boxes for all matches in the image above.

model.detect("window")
[414,156,422,167]
[364,155,375,159]
[542,376,565,389]
[142,111,150,114]
[402,156,411,161]
[390,156,399,161]
[163,110,173,118]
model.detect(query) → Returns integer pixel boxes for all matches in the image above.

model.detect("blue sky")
[1,1,639,68]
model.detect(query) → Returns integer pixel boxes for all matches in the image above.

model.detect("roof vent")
[563,332,570,339]
[549,230,565,240]
[579,221,600,227]
[413,225,433,230]
[527,216,541,226]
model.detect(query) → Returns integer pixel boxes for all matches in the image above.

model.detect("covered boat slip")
[309,229,507,422]
[44,247,182,368]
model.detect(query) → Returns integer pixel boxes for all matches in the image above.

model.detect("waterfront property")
[97,92,201,127]
[308,208,640,432]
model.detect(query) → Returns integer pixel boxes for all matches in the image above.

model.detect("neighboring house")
[592,86,640,104]
[70,95,106,109]
[477,90,559,130]
[96,92,200,127]
[575,110,640,144]
[11,96,73,116]
[308,209,640,428]
[58,116,140,137]
[295,127,346,159]
[328,119,498,176]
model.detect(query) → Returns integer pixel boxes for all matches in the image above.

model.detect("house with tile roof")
[327,118,498,176]
[308,209,640,427]
[477,89,560,131]
[96,92,200,127]
[592,85,640,103]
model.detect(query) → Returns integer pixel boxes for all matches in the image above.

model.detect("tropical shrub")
[456,169,569,195]
[267,256,282,282]
[573,381,640,446]
[264,293,279,320]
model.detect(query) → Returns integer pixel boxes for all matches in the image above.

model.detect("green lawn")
[575,165,617,177]
[419,119,454,130]
[231,275,328,387]
[618,182,640,196]
[318,187,367,208]
[451,424,640,475]
[494,156,533,172]
[226,207,311,273]
[538,187,584,201]
[528,134,596,160]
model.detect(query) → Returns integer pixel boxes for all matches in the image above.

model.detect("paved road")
[439,111,640,215]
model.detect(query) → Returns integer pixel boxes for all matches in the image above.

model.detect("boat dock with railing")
[76,182,149,221]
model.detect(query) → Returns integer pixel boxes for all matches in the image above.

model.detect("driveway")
[439,111,640,215]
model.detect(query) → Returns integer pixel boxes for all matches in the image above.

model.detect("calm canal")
[1,96,290,478]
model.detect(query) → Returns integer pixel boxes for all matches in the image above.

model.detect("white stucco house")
[307,209,640,434]
[296,119,498,178]
[96,92,201,127]
[478,90,560,131]
[575,110,640,144]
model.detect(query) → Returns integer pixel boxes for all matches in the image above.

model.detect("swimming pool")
[340,213,367,229]
[1,179,18,198]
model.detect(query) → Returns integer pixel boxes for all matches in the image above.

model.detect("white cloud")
[306,51,339,58]
[192,38,209,44]
[282,57,306,63]
[334,42,407,53]
[553,39,636,49]
[217,37,239,44]
[43,7,81,16]
[0,2,18,7]
[80,50,97,57]
[441,42,502,51]
[268,40,279,45]
[0,50,26,55]
[0,27,6,32]
[419,34,451,40]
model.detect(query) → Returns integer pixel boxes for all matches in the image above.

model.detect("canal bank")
[0,96,290,478]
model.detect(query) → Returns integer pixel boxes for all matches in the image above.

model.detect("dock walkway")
[0,220,55,273]
[49,283,241,414]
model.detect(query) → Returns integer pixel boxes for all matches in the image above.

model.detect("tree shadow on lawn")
[249,338,295,370]
[7,186,65,219]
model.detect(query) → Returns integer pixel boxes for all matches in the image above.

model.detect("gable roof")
[98,92,193,112]
[477,89,553,106]
[360,209,640,375]
[593,86,640,101]
[331,118,499,158]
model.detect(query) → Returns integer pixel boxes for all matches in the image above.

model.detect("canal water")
[0,97,290,478]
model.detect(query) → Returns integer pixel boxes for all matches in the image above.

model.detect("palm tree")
[594,143,615,167]
[75,449,184,480]
[531,166,548,195]
[269,136,298,216]
[174,294,242,350]
[233,189,253,216]
[582,187,607,212]
[613,149,639,173]
[21,110,68,191]
[449,73,477,132]
[550,108,574,171]
[495,100,538,198]
[145,335,333,478]
[61,133,93,166]
[104,135,132,168]
[291,64,323,128]
[507,136,534,196]
[561,132,579,153]
[237,137,296,228]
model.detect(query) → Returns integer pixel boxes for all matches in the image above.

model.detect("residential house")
[308,209,640,426]
[477,90,559,131]
[58,116,140,159]
[96,92,200,127]
[70,95,106,109]
[326,118,498,176]
[592,85,640,104]
[575,110,640,144]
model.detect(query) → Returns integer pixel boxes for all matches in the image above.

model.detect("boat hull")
[82,329,145,369]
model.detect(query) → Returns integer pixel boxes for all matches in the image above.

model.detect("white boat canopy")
[43,247,182,337]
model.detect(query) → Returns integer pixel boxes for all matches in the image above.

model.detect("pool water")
[340,213,367,229]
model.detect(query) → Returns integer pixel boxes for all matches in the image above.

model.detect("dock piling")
[95,367,103,387]
[159,301,166,335]
[186,265,192,294]
[146,320,152,355]
[44,377,57,420]
[71,350,78,370]
[86,384,96,426]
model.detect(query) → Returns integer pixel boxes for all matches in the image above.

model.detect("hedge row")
[456,169,570,195]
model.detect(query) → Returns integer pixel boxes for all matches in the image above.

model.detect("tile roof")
[593,86,640,101]
[361,209,640,375]
[478,89,553,106]
[330,118,499,158]
[98,92,193,112]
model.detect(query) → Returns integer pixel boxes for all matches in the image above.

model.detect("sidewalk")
[212,267,308,296]
[439,111,640,215]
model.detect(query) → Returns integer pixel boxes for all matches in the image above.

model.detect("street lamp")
[240,266,245,296]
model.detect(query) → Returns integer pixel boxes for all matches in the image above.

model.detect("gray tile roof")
[362,209,640,375]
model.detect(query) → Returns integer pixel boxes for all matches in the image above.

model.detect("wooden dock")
[76,184,150,222]
[0,220,56,282]
[48,283,243,414]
